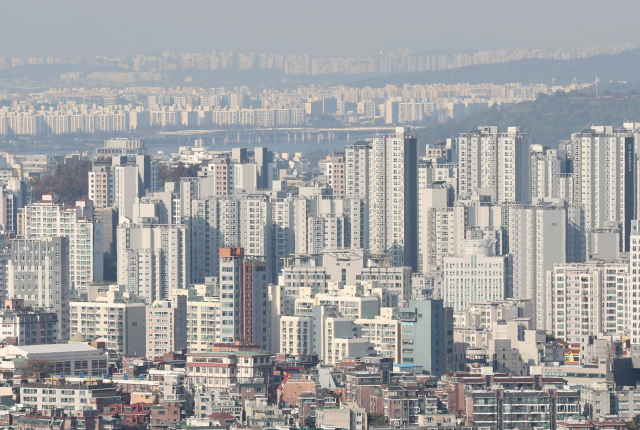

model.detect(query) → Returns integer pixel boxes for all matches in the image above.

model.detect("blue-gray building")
[397,299,451,376]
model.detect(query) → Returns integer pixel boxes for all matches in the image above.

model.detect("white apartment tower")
[530,144,569,203]
[548,261,628,344]
[117,223,189,304]
[504,203,567,330]
[88,162,114,208]
[458,126,530,203]
[345,141,370,199]
[567,124,640,252]
[146,293,188,358]
[23,194,103,293]
[365,127,418,270]
[324,152,346,197]
[418,182,458,274]
[69,286,146,355]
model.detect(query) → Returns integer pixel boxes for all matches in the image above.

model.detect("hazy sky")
[2,0,639,57]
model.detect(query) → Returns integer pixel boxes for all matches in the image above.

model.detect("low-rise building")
[70,285,146,355]
[20,380,121,412]
[185,350,272,391]
[316,402,367,430]
[0,343,108,376]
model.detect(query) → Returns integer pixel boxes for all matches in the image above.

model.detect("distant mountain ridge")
[2,49,640,90]
[344,49,640,88]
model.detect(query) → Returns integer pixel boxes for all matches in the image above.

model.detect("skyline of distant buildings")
[0,80,595,137]
[0,43,634,77]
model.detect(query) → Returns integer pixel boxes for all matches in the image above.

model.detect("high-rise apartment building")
[566,124,640,251]
[0,179,30,235]
[7,237,70,339]
[530,144,569,203]
[547,260,628,343]
[629,220,640,357]
[113,155,159,220]
[324,152,346,197]
[418,183,458,274]
[397,299,451,376]
[219,248,270,351]
[458,126,530,203]
[117,222,189,303]
[22,194,103,292]
[504,203,567,330]
[186,295,221,354]
[345,141,370,199]
[88,161,114,208]
[365,127,418,269]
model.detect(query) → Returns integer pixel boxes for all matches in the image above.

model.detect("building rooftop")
[3,343,98,355]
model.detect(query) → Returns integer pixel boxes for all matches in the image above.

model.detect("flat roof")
[7,343,98,354]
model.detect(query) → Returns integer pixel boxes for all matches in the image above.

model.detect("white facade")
[367,127,418,269]
[186,297,222,354]
[629,220,640,356]
[443,239,507,312]
[345,142,370,199]
[530,144,568,203]
[567,125,640,251]
[505,204,567,330]
[117,223,190,303]
[23,195,103,292]
[69,287,146,355]
[458,126,530,203]
[279,315,314,356]
[146,294,187,358]
[547,261,628,343]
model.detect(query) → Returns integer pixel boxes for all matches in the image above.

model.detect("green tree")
[304,416,316,428]
[30,160,92,205]
[627,414,640,429]
[20,357,54,377]
[158,162,200,188]
[367,413,386,427]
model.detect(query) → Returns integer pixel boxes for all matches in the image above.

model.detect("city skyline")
[1,2,640,428]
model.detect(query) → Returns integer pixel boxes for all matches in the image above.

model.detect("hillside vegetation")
[30,160,91,205]
[416,91,640,149]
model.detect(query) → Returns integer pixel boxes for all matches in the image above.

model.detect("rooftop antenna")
[595,76,601,97]
[552,77,555,85]
[572,76,577,86]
